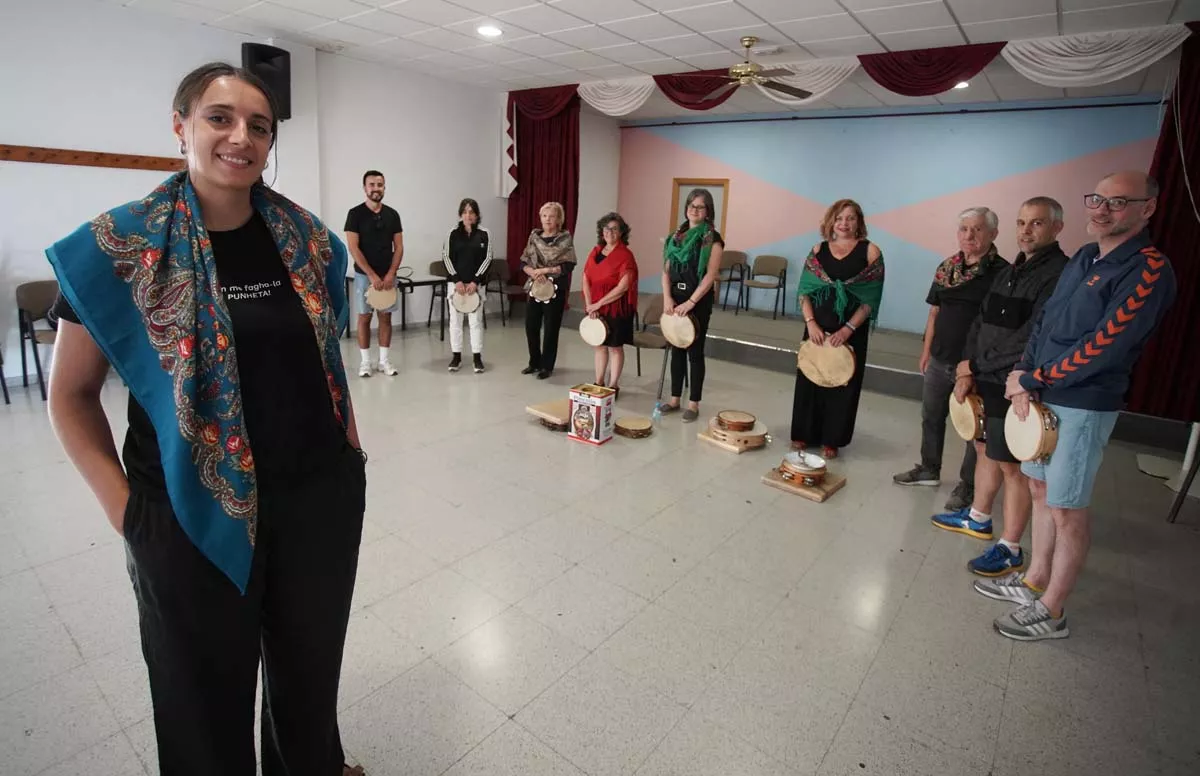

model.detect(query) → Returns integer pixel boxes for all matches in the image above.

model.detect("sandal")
[682,408,699,423]
[790,441,807,452]
[822,446,839,459]
[656,402,681,414]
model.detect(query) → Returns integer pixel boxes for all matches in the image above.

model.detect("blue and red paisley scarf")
[47,172,350,592]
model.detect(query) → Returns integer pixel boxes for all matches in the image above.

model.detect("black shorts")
[977,380,1018,464]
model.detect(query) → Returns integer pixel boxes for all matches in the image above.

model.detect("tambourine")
[365,285,397,312]
[452,291,481,314]
[716,410,756,432]
[777,450,828,486]
[661,313,697,349]
[707,416,769,449]
[1005,402,1058,462]
[949,392,986,442]
[614,416,653,439]
[579,317,608,347]
[796,340,855,388]
[529,276,556,303]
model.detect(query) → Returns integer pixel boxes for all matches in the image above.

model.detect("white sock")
[998,538,1020,552]
[378,346,390,363]
[360,349,371,365]
[969,508,991,523]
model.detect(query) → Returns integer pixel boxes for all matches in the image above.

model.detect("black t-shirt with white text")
[344,202,402,276]
[54,213,345,491]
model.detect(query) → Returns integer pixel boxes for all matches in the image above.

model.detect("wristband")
[844,321,857,332]
[804,316,814,323]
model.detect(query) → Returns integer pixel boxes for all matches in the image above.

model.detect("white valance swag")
[1001,25,1191,87]
[577,76,657,117]
[752,58,860,106]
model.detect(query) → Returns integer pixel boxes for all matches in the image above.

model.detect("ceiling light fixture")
[954,81,969,89]
[477,24,502,38]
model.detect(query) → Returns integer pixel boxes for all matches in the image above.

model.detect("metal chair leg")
[656,348,669,401]
[636,346,642,377]
[31,336,46,401]
[1,350,9,405]
[19,315,28,387]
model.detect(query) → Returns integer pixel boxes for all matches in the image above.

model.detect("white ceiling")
[107,0,1196,118]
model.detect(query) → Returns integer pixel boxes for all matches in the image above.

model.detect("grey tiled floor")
[2,323,1198,776]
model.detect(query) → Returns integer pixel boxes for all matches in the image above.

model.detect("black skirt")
[599,314,634,347]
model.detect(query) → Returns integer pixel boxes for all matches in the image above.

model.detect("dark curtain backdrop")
[1127,22,1200,423]
[858,42,1005,97]
[653,70,739,111]
[505,87,580,287]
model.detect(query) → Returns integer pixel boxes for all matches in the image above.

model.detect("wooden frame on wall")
[669,178,729,237]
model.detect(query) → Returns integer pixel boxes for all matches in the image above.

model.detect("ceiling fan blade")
[761,80,813,100]
[702,81,739,101]
[755,68,792,78]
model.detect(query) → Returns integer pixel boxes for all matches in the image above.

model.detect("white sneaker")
[358,362,372,378]
[377,360,398,376]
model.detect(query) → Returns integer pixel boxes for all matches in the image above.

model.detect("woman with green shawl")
[793,198,885,457]
[658,188,726,423]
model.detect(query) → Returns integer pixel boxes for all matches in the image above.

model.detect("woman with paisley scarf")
[521,201,577,379]
[46,64,366,776]
[657,188,725,423]
[792,199,885,458]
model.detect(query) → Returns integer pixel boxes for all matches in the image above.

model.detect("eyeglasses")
[687,204,706,212]
[1084,194,1152,211]
[602,226,620,233]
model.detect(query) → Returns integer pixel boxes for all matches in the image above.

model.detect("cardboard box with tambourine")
[568,384,615,445]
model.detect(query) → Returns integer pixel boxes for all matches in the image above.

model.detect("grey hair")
[958,207,999,231]
[1020,196,1064,223]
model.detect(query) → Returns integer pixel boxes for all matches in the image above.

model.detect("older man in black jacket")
[930,197,1069,579]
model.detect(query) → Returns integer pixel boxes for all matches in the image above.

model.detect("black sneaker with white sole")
[448,354,462,372]
[473,354,485,373]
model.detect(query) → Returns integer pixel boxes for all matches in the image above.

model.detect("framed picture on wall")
[670,178,729,237]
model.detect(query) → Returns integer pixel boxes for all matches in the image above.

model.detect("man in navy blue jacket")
[975,171,1176,641]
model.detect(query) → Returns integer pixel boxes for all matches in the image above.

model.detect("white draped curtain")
[751,58,859,105]
[1001,24,1190,87]
[577,76,657,116]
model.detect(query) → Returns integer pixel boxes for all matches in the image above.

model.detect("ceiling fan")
[683,36,812,102]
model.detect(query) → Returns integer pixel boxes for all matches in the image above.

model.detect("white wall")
[316,54,510,322]
[572,107,623,290]
[0,0,323,382]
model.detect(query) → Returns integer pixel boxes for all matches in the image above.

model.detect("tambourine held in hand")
[660,312,697,349]
[796,340,855,387]
[451,291,481,314]
[365,285,397,312]
[529,275,556,303]
[948,392,986,442]
[1005,402,1058,462]
[579,317,608,347]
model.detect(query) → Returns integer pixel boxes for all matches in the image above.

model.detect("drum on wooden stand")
[365,285,398,312]
[948,392,986,441]
[777,450,828,486]
[614,416,653,439]
[451,291,481,314]
[529,276,556,303]
[1005,402,1058,462]
[796,341,855,387]
[661,313,697,349]
[579,317,609,347]
[706,416,769,450]
[716,410,756,432]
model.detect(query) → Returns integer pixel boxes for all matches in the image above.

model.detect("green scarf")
[797,245,886,327]
[664,222,714,278]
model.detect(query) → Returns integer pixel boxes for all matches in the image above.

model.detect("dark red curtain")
[505,87,581,285]
[1127,22,1200,423]
[653,69,739,111]
[859,42,1004,97]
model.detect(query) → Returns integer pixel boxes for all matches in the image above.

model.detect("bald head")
[1100,170,1159,199]
[1086,170,1158,244]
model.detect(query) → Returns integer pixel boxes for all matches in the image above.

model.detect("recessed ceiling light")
[477,24,502,38]
[954,81,969,89]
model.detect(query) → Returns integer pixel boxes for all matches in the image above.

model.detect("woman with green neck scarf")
[792,198,885,458]
[657,188,726,423]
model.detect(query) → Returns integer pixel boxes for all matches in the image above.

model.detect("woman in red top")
[582,212,638,398]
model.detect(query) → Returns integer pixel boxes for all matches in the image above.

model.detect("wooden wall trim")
[0,144,185,172]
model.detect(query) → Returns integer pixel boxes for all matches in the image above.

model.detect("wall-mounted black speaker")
[241,43,291,121]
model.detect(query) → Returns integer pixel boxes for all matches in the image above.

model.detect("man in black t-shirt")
[893,208,1001,510]
[345,170,404,377]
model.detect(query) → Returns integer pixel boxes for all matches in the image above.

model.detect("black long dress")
[791,240,873,449]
